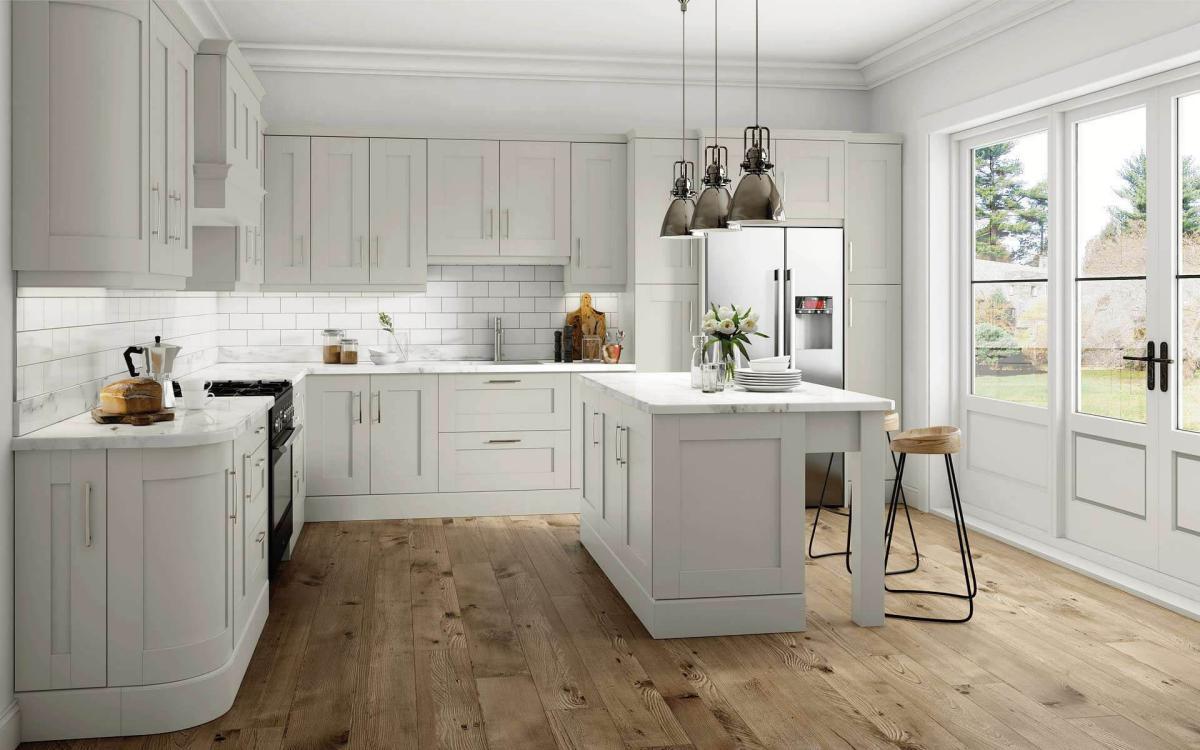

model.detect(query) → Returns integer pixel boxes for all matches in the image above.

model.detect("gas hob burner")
[208,379,292,398]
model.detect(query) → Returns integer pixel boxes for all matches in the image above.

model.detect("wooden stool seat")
[889,426,961,455]
[883,410,900,432]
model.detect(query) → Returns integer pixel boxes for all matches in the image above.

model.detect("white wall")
[258,71,871,134]
[867,1,1200,510]
[0,1,17,744]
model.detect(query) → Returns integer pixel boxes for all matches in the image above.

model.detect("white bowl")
[369,348,402,365]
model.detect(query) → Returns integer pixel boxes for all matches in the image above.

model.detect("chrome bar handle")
[784,270,793,356]
[151,182,161,237]
[592,410,600,445]
[847,240,854,274]
[503,209,510,239]
[243,453,252,501]
[487,209,495,239]
[372,391,381,423]
[256,531,267,559]
[83,481,93,548]
[299,234,306,265]
[357,236,364,267]
[354,391,363,424]
[486,438,521,444]
[486,379,521,384]
[773,269,781,357]
[373,236,380,267]
[576,238,582,267]
[229,468,238,522]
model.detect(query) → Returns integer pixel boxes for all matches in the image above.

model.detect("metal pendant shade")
[691,0,739,234]
[729,0,784,223]
[660,0,697,240]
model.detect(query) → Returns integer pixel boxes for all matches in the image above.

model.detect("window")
[970,130,1049,407]
[1074,107,1147,422]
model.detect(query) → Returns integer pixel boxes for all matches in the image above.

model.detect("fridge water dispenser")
[794,296,834,350]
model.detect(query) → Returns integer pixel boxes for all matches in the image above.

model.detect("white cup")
[180,381,214,410]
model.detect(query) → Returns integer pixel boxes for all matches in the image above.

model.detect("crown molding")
[185,0,1073,93]
[858,0,1073,88]
[238,43,868,90]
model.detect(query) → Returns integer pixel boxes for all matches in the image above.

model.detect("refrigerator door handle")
[784,269,793,356]
[773,269,781,357]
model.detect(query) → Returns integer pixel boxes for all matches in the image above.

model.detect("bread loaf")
[99,377,163,415]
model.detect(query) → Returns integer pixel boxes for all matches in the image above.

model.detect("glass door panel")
[1075,106,1148,422]
[1177,92,1200,432]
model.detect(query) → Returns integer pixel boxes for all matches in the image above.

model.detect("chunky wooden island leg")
[851,410,886,626]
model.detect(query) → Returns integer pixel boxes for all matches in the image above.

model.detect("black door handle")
[1123,341,1156,391]
[1159,341,1174,392]
[1122,341,1176,391]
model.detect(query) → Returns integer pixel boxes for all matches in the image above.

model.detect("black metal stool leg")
[885,430,920,575]
[885,453,977,623]
[807,453,849,562]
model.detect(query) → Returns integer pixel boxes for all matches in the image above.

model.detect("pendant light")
[728,0,784,223]
[660,0,697,240]
[691,0,737,233]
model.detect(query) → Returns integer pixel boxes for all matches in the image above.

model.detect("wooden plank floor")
[25,508,1200,749]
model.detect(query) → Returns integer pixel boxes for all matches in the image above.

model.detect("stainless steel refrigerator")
[703,226,845,504]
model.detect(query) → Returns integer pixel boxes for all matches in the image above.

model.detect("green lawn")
[975,368,1200,431]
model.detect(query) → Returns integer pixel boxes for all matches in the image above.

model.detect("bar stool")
[884,425,977,623]
[807,410,921,576]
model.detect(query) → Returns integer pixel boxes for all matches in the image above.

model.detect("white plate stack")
[732,368,804,392]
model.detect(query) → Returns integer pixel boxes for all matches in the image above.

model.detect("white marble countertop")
[185,360,634,387]
[580,372,894,415]
[13,396,273,451]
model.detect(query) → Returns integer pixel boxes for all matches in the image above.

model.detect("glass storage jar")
[322,329,345,364]
[339,338,359,365]
[690,334,708,389]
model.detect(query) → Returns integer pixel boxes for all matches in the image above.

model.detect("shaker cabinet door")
[15,450,108,692]
[774,139,845,220]
[428,139,501,257]
[631,138,701,284]
[846,143,902,285]
[370,374,438,494]
[305,375,372,496]
[369,138,428,284]
[499,140,571,257]
[633,283,699,373]
[568,142,628,288]
[265,136,312,284]
[311,136,371,284]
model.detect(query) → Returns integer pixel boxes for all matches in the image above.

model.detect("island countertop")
[579,371,893,415]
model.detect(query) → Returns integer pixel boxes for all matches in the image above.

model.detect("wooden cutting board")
[91,408,175,426]
[565,292,606,356]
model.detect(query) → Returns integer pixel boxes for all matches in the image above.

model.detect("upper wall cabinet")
[428,139,501,257]
[567,143,628,290]
[310,137,371,284]
[631,137,701,285]
[193,39,266,228]
[370,139,428,284]
[845,143,902,285]
[264,136,312,285]
[499,141,571,257]
[428,139,570,261]
[13,0,195,289]
[774,140,845,220]
[265,136,427,288]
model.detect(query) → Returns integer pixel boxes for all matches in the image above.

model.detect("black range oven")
[209,379,298,580]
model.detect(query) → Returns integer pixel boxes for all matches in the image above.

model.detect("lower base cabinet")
[15,425,272,741]
[439,430,571,492]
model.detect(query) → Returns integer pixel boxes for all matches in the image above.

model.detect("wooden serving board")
[91,408,175,426]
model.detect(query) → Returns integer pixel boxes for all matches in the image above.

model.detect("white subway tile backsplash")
[15,266,626,435]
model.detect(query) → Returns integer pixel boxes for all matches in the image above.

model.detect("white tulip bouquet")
[702,303,769,378]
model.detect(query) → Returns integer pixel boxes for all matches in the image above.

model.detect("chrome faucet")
[493,317,503,362]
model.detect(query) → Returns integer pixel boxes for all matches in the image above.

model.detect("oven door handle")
[271,425,303,461]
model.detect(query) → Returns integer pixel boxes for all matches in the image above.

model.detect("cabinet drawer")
[242,439,269,523]
[439,431,571,492]
[236,413,269,458]
[439,373,570,431]
[246,511,269,606]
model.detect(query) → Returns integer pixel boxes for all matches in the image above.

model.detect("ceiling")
[187,0,1065,89]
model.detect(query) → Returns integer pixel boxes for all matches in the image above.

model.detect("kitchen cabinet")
[107,443,236,687]
[13,0,193,289]
[774,139,845,220]
[846,283,902,472]
[633,284,699,372]
[305,375,372,496]
[499,141,571,256]
[428,139,502,257]
[630,137,702,284]
[265,136,312,285]
[15,450,108,692]
[193,39,266,227]
[369,138,428,284]
[311,137,371,284]
[149,2,193,278]
[567,142,628,289]
[439,373,571,432]
[846,143,902,285]
[370,375,439,494]
[306,375,438,497]
[439,430,571,492]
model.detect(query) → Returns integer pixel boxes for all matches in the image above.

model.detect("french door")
[1066,80,1200,585]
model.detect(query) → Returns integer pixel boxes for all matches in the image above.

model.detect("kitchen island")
[577,372,894,637]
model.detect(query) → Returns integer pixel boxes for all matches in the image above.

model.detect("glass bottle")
[339,338,359,365]
[690,335,708,389]
[322,328,345,364]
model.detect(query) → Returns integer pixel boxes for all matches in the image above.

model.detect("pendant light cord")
[714,0,718,138]
[680,0,686,161]
[754,0,759,126]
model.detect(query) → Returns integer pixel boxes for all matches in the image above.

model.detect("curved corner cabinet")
[13,0,194,289]
[15,415,270,741]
